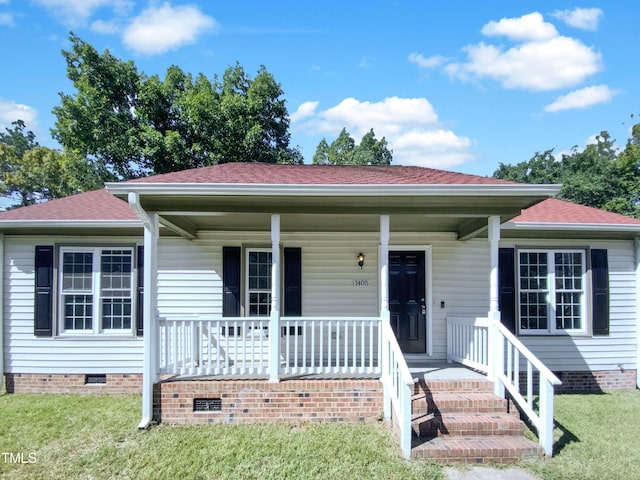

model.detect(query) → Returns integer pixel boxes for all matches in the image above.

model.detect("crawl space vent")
[85,374,107,385]
[194,398,222,412]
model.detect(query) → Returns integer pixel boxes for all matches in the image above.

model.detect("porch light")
[357,253,365,269]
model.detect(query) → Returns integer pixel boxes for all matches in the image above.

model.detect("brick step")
[411,434,543,463]
[412,378,494,395]
[412,412,525,438]
[411,392,514,416]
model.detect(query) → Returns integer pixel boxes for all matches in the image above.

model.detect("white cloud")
[0,12,13,25]
[292,97,475,169]
[0,99,38,130]
[544,85,617,112]
[289,101,319,123]
[416,12,602,92]
[444,33,602,91]
[91,19,120,34]
[481,12,558,42]
[408,53,449,69]
[122,3,217,55]
[33,0,133,26]
[552,7,603,31]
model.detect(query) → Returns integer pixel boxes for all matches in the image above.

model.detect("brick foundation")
[555,369,637,393]
[4,373,142,394]
[154,379,384,424]
[519,369,637,394]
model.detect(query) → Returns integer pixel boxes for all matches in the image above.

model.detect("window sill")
[517,331,589,338]
[53,334,141,340]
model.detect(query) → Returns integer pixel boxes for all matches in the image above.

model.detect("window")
[517,249,586,335]
[246,249,272,316]
[59,247,134,335]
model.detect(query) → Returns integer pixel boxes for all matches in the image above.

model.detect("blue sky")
[0,1,638,177]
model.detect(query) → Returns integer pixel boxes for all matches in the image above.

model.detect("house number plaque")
[352,279,369,287]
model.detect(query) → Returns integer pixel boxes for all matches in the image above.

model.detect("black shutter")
[284,248,302,316]
[498,248,516,333]
[591,249,609,336]
[136,246,144,337]
[223,247,241,317]
[34,246,54,337]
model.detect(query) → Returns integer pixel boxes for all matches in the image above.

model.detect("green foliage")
[493,127,640,218]
[0,120,108,207]
[52,34,301,179]
[313,128,392,165]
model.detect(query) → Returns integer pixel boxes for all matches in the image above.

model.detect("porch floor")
[407,360,487,381]
[159,361,486,383]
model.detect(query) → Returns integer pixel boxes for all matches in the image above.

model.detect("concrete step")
[412,412,525,438]
[412,392,514,416]
[411,434,543,463]
[412,378,494,395]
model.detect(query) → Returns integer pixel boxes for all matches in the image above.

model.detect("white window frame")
[517,249,587,335]
[58,246,135,336]
[245,248,272,318]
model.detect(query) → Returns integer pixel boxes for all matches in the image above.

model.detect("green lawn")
[1,390,639,479]
[0,393,441,480]
[526,390,640,480]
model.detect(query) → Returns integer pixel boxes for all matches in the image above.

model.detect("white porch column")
[379,215,392,421]
[635,237,640,389]
[487,215,504,396]
[269,214,281,383]
[128,192,159,429]
[380,215,390,314]
[0,234,4,392]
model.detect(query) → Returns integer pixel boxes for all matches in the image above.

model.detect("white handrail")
[492,320,561,456]
[380,318,414,459]
[494,321,562,386]
[446,316,561,457]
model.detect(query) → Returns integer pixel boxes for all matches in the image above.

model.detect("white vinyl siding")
[502,239,638,372]
[3,237,143,374]
[3,232,637,375]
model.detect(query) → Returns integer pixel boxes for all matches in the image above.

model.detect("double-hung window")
[59,247,134,335]
[518,249,586,335]
[246,249,272,316]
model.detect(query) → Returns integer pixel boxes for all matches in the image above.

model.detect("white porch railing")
[446,316,490,373]
[380,315,414,459]
[492,320,562,457]
[158,316,381,377]
[446,316,562,456]
[280,317,380,375]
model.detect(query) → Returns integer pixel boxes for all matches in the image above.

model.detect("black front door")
[389,251,426,353]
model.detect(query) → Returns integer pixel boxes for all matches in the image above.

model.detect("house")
[1,163,639,461]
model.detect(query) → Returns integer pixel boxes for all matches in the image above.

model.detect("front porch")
[103,168,562,460]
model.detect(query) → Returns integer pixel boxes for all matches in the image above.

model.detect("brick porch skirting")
[154,379,384,424]
[555,369,637,393]
[519,369,637,394]
[4,373,143,394]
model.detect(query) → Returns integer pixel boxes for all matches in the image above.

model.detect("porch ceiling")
[127,192,555,239]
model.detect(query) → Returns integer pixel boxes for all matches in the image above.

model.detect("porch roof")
[105,163,560,239]
[0,163,576,239]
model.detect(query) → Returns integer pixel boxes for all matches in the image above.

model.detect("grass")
[1,390,639,479]
[0,393,441,480]
[524,390,640,480]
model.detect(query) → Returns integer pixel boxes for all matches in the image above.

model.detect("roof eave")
[0,220,141,230]
[106,182,562,197]
[504,222,640,233]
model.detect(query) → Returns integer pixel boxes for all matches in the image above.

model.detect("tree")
[493,128,640,218]
[52,34,301,179]
[1,120,108,207]
[312,128,392,165]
